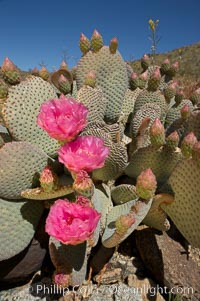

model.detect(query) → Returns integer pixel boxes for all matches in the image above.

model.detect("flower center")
[66,215,73,225]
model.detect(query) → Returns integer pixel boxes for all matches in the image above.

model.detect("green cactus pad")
[142,193,174,231]
[71,80,78,98]
[49,237,89,286]
[102,198,152,248]
[93,185,113,235]
[92,141,128,181]
[134,90,167,122]
[185,110,200,140]
[0,141,49,199]
[77,85,106,122]
[126,63,133,86]
[81,126,112,143]
[111,184,137,205]
[2,76,58,156]
[125,146,182,185]
[82,121,123,142]
[130,103,162,149]
[165,99,193,129]
[0,198,43,260]
[76,46,128,123]
[161,159,200,247]
[121,88,141,124]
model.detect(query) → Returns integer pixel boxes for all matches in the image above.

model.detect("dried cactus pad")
[0,141,49,199]
[2,76,58,156]
[76,46,128,122]
[0,198,44,260]
[161,159,200,247]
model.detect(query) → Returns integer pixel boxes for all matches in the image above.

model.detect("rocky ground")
[0,223,199,301]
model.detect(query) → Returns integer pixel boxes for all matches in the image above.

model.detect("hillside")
[129,42,200,81]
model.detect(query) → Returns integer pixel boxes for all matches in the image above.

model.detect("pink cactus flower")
[37,95,88,142]
[45,199,101,245]
[58,135,110,173]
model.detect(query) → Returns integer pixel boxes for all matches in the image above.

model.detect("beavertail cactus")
[1,29,200,291]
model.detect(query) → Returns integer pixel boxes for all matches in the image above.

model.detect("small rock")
[93,267,122,284]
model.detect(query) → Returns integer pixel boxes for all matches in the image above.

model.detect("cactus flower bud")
[175,89,184,105]
[76,195,92,207]
[109,37,118,54]
[167,61,179,77]
[91,29,103,52]
[39,66,49,81]
[192,142,200,168]
[115,214,135,235]
[84,70,96,88]
[31,67,39,76]
[58,74,71,94]
[181,132,197,158]
[54,272,70,288]
[190,88,200,105]
[1,57,17,72]
[39,166,59,192]
[181,104,191,120]
[60,60,68,70]
[148,68,161,91]
[136,168,157,200]
[73,170,94,197]
[150,118,165,147]
[141,54,150,71]
[79,33,90,54]
[130,72,139,90]
[138,70,149,89]
[166,131,179,150]
[163,81,178,102]
[160,58,170,74]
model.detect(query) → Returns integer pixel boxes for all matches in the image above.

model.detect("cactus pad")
[111,184,137,205]
[134,90,167,121]
[77,85,106,122]
[125,146,182,185]
[142,193,174,231]
[49,237,89,286]
[92,140,128,181]
[102,198,152,248]
[0,198,43,260]
[76,46,128,122]
[2,76,58,156]
[161,159,200,247]
[0,141,49,199]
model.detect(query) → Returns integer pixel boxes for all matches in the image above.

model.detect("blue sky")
[0,0,199,71]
